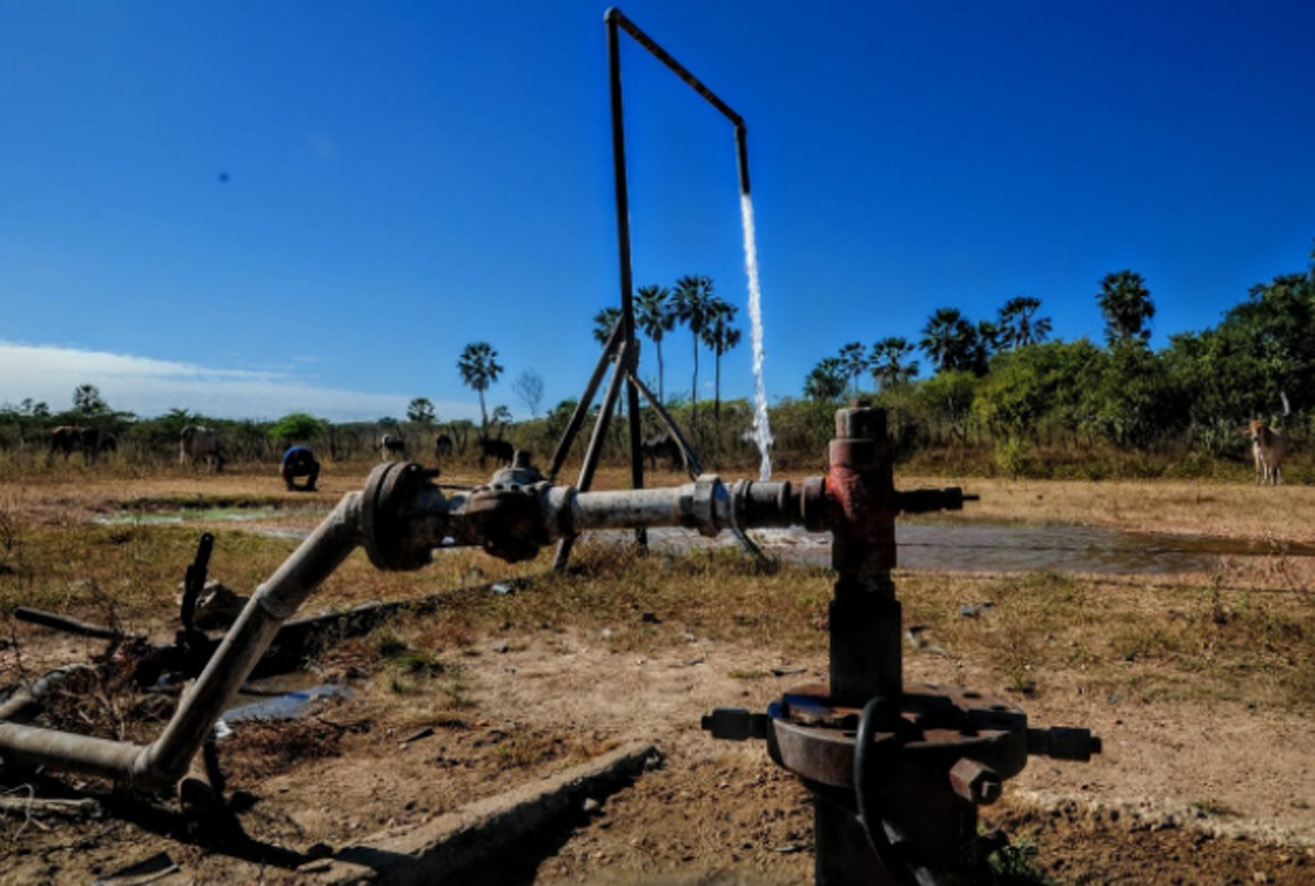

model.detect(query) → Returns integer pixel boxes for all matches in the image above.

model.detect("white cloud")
[0,341,480,423]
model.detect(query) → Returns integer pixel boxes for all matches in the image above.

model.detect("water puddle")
[93,504,331,532]
[95,507,280,526]
[220,673,351,725]
[633,524,1315,575]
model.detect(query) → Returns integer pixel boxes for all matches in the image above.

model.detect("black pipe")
[735,124,751,196]
[607,8,744,128]
[606,8,648,551]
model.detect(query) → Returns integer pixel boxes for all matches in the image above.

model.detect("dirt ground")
[3,462,1315,885]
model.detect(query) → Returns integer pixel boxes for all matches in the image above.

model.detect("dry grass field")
[3,455,1315,884]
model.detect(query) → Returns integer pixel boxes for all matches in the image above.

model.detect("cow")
[180,426,225,473]
[49,426,104,464]
[1249,420,1287,486]
[640,433,683,472]
[281,445,320,492]
[477,436,515,469]
[435,434,454,460]
[380,433,406,462]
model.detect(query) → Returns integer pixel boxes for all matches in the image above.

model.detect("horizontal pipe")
[14,607,123,641]
[0,721,147,783]
[571,487,685,530]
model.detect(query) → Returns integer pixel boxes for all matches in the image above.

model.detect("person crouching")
[281,445,320,492]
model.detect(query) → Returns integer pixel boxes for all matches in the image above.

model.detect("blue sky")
[3,1,1314,421]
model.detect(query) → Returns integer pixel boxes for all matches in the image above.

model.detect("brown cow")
[640,433,682,472]
[477,436,514,469]
[1249,420,1287,486]
[49,426,104,464]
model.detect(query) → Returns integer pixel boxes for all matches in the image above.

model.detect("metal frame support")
[547,7,758,570]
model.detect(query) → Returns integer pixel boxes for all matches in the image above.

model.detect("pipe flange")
[362,461,440,571]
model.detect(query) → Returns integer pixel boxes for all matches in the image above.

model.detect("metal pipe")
[735,123,751,196]
[607,8,745,128]
[0,492,363,789]
[0,722,147,782]
[570,488,686,530]
[14,607,124,641]
[137,492,363,785]
[606,7,649,555]
[0,664,97,723]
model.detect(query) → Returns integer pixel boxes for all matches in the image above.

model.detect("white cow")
[180,426,225,473]
[1249,420,1286,486]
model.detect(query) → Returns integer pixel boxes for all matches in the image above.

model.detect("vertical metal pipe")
[606,8,648,549]
[735,124,751,196]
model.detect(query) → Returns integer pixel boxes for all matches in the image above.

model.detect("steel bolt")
[949,758,1002,805]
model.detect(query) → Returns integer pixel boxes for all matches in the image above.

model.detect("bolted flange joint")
[361,462,444,571]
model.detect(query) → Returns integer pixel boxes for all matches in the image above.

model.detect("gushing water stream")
[740,192,774,480]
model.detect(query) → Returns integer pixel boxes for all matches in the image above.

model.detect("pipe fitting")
[949,757,1002,805]
[678,474,732,537]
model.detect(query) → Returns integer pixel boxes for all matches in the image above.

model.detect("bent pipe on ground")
[0,492,364,791]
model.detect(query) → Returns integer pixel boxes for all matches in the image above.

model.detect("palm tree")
[635,285,676,405]
[869,337,919,390]
[700,297,741,428]
[456,341,503,434]
[592,307,621,347]
[804,358,847,401]
[672,275,715,422]
[920,307,975,373]
[971,320,1001,375]
[998,296,1052,349]
[838,342,870,398]
[1097,270,1155,347]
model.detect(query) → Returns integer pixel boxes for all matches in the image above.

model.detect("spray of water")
[740,192,774,480]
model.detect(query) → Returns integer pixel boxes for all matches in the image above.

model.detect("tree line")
[7,245,1313,480]
[799,244,1315,477]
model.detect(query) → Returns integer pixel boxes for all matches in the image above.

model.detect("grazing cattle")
[380,433,406,461]
[435,434,454,459]
[477,436,515,469]
[281,445,320,492]
[180,426,225,473]
[49,426,104,464]
[1249,420,1287,486]
[640,433,683,472]
[97,434,117,458]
